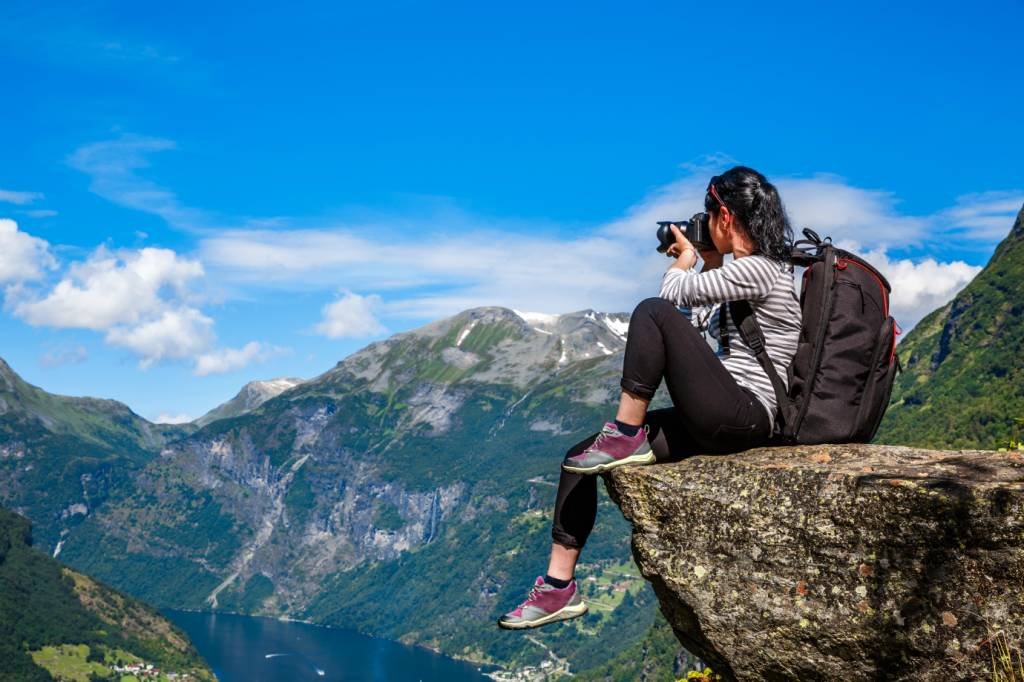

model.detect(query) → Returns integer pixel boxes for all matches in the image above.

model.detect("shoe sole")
[497,602,589,630]
[561,450,655,475]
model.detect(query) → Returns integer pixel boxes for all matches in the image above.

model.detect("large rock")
[604,444,1024,681]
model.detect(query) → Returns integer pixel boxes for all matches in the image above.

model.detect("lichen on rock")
[603,444,1024,681]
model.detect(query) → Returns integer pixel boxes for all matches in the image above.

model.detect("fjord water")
[162,609,490,681]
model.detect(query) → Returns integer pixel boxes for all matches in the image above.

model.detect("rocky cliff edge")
[604,444,1024,681]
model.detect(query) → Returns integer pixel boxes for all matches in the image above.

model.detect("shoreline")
[161,606,503,674]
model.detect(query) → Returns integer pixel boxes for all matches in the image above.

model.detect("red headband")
[709,182,726,209]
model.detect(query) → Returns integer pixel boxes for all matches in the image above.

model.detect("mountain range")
[2,307,674,675]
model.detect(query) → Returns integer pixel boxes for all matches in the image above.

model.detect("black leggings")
[551,297,772,549]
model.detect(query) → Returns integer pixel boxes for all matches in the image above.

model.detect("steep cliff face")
[605,444,1024,681]
[0,357,192,551]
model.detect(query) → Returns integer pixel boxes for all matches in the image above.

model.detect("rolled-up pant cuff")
[620,377,657,401]
[551,529,583,549]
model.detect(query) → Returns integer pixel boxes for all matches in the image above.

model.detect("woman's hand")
[667,224,698,270]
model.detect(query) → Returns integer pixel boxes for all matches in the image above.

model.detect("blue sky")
[1,0,1022,421]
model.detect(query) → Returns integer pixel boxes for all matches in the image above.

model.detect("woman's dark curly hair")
[704,166,792,262]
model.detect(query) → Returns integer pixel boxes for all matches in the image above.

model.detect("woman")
[498,166,802,630]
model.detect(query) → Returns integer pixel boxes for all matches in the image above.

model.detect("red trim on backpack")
[890,320,902,366]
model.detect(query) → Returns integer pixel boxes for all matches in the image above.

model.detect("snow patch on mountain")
[512,310,560,327]
[601,314,630,339]
[456,320,478,346]
[195,377,305,427]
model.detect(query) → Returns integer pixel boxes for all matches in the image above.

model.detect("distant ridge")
[195,377,305,427]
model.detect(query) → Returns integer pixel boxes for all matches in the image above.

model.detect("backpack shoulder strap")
[727,299,790,430]
[717,303,730,354]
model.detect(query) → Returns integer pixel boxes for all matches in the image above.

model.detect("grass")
[29,642,197,681]
[989,630,1024,682]
[579,560,644,615]
[30,644,108,682]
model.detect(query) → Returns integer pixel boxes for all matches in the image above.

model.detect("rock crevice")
[604,444,1024,681]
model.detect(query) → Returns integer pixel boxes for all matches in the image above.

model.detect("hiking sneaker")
[561,422,654,474]
[498,577,588,630]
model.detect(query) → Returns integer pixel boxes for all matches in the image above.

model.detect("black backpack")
[730,229,900,445]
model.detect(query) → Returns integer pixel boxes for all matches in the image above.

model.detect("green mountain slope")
[0,505,214,681]
[0,359,194,550]
[877,204,1024,448]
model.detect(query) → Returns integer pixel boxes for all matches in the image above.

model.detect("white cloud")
[60,139,1022,336]
[105,307,215,368]
[204,230,377,273]
[779,176,931,249]
[860,249,981,332]
[40,344,88,368]
[13,246,204,330]
[315,292,387,339]
[940,191,1024,242]
[154,412,192,424]
[201,171,1021,333]
[66,135,205,228]
[3,225,271,371]
[0,189,43,205]
[193,341,283,376]
[0,219,56,283]
[24,209,58,218]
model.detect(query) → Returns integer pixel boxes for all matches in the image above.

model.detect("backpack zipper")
[837,257,890,318]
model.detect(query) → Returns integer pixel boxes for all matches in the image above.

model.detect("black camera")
[656,213,715,253]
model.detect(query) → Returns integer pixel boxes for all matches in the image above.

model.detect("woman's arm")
[660,255,780,307]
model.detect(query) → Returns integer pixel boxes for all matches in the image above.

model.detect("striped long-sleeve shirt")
[659,255,802,428]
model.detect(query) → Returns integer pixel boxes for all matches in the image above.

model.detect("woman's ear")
[719,206,733,234]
